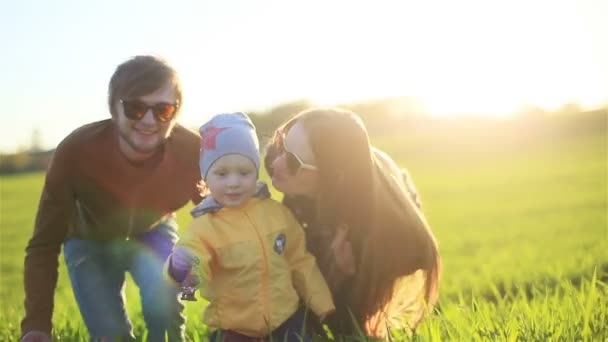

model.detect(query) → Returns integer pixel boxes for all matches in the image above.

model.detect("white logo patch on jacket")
[274,233,286,255]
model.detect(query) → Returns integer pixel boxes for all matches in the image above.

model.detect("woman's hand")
[331,225,356,275]
[20,331,51,342]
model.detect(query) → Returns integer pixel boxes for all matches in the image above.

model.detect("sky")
[1,0,606,153]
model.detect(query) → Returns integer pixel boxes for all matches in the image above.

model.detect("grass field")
[1,113,607,341]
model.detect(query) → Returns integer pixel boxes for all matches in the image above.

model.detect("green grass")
[1,114,607,340]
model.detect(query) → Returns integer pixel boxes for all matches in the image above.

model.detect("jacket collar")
[191,182,271,217]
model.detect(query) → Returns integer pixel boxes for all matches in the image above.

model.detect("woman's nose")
[270,154,284,174]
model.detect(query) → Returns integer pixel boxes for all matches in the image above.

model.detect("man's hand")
[20,331,51,342]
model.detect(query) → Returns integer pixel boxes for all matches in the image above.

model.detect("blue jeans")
[64,222,184,342]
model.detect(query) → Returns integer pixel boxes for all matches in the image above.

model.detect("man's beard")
[119,127,167,154]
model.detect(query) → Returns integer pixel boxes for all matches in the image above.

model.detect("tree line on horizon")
[0,97,605,175]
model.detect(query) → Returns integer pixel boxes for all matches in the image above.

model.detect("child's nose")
[227,175,240,186]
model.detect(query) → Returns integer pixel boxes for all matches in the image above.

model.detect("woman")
[264,107,441,338]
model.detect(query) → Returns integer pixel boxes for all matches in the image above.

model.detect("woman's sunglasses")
[283,147,318,175]
[120,99,179,123]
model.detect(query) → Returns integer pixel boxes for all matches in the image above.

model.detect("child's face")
[205,154,258,207]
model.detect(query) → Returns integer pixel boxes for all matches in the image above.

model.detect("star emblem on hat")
[201,125,229,149]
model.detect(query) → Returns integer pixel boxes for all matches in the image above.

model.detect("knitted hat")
[199,112,260,179]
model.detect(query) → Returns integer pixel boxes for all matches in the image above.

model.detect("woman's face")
[270,122,319,197]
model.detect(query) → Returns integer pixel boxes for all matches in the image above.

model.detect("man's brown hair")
[107,55,182,118]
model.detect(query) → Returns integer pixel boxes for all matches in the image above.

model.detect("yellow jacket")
[176,194,335,337]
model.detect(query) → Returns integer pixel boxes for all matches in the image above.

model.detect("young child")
[166,112,335,341]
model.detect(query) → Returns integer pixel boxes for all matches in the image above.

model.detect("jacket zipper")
[245,211,271,325]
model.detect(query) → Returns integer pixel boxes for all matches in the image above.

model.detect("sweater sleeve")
[283,207,335,317]
[22,144,74,336]
[166,219,213,287]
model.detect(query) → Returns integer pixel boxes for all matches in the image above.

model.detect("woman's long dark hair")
[265,108,441,336]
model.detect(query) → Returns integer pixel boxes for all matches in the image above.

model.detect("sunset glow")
[1,0,606,151]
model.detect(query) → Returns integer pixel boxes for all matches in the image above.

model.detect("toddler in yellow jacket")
[166,112,334,340]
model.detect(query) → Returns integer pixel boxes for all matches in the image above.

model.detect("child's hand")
[180,273,200,301]
[318,308,334,323]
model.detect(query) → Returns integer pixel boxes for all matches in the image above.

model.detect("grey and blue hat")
[199,112,260,179]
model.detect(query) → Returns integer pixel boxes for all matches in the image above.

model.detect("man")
[21,55,201,342]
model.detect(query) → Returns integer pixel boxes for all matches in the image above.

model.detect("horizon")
[5,100,606,155]
[1,0,607,153]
